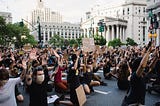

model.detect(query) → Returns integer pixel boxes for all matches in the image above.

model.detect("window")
[127,8,129,15]
[123,9,125,15]
[143,7,145,13]
[143,18,145,21]
[49,31,52,38]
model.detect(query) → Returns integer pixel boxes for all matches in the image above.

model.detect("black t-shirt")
[127,72,146,105]
[28,77,48,106]
[103,62,111,75]
[83,71,93,85]
[67,64,80,106]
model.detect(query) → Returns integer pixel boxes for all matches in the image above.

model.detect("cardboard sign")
[23,44,32,52]
[19,50,24,55]
[76,85,86,106]
[82,38,95,52]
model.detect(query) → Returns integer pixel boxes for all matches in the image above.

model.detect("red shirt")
[54,66,66,83]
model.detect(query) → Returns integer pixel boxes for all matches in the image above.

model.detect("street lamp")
[37,16,41,44]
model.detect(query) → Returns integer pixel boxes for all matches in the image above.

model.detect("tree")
[108,38,123,48]
[126,37,137,46]
[7,23,37,48]
[94,34,106,45]
[0,17,37,48]
[0,16,7,46]
[68,39,78,47]
[49,34,64,47]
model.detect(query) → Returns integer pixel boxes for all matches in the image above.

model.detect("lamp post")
[37,16,41,44]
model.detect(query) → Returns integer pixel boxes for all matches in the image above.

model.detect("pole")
[38,22,41,44]
[101,32,102,37]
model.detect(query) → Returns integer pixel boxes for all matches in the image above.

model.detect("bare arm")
[20,59,27,80]
[25,70,32,85]
[136,49,150,77]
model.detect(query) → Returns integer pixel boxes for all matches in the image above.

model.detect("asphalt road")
[17,70,160,106]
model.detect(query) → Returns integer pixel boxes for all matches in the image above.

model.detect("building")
[146,0,160,46]
[30,0,62,25]
[81,0,147,45]
[32,22,84,44]
[29,0,83,44]
[0,11,12,23]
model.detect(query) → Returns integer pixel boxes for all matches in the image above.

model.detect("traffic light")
[152,14,159,29]
[153,14,157,23]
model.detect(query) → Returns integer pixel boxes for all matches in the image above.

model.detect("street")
[17,70,160,106]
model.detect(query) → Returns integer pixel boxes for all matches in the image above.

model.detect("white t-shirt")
[0,77,22,106]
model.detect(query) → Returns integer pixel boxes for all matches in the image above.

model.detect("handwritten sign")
[82,38,95,52]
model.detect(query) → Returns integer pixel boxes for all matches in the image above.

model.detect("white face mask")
[36,75,44,84]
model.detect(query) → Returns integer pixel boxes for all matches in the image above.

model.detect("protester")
[0,59,26,106]
[124,43,151,105]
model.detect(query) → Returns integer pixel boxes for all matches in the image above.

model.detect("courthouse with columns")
[81,0,148,45]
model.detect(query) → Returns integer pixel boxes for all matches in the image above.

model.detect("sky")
[0,0,122,23]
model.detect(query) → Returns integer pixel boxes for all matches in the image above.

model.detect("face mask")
[0,80,8,87]
[36,75,44,84]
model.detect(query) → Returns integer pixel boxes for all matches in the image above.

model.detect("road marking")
[94,90,111,95]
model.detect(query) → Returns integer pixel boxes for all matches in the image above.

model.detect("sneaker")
[90,87,94,92]
[100,81,107,86]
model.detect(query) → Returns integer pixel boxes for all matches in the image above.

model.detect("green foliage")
[69,39,78,47]
[126,37,137,46]
[94,34,106,46]
[108,38,123,48]
[22,35,38,46]
[0,16,37,47]
[49,34,64,47]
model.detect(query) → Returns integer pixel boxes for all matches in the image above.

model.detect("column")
[48,31,50,43]
[116,25,119,39]
[112,25,114,40]
[120,26,122,41]
[119,26,123,41]
[43,30,45,44]
[123,27,126,41]
[106,26,110,42]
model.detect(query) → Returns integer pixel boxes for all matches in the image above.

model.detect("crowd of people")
[0,41,160,106]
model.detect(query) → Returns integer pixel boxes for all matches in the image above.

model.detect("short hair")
[33,66,43,76]
[71,54,77,62]
[0,68,9,80]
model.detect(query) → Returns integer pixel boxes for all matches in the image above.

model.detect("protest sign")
[76,85,86,106]
[82,38,95,52]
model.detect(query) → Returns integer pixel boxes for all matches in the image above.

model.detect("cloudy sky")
[0,0,122,23]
